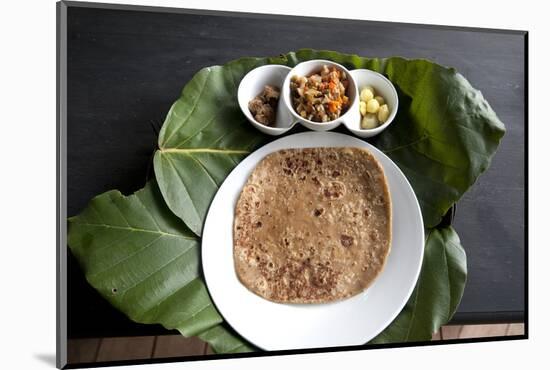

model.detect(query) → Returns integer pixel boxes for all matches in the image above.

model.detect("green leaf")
[370,226,467,344]
[155,49,505,234]
[376,59,505,227]
[199,324,256,354]
[154,57,287,236]
[67,181,253,352]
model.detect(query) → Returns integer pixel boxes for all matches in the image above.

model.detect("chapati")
[233,147,392,303]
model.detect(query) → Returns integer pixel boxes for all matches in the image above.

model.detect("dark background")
[67,5,526,338]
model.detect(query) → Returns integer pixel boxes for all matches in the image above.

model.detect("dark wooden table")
[65,2,526,338]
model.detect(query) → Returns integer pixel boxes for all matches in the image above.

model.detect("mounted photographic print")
[57,1,527,368]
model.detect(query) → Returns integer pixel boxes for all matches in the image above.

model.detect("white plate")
[202,132,424,351]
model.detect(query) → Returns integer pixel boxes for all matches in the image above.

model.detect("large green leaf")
[68,49,501,353]
[154,56,287,235]
[198,325,255,354]
[370,226,467,344]
[67,181,254,353]
[155,49,505,234]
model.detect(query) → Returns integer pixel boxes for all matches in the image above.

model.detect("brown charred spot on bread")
[323,181,346,199]
[284,157,295,169]
[312,176,321,186]
[310,264,338,291]
[255,221,262,228]
[340,234,354,247]
[374,195,385,205]
[332,170,341,177]
[369,230,379,241]
[313,208,324,217]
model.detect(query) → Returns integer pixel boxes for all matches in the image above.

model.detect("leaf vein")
[117,244,197,298]
[161,148,249,154]
[88,234,164,278]
[187,153,220,187]
[164,154,201,226]
[162,70,213,147]
[175,113,218,149]
[71,222,193,239]
[111,198,132,227]
[382,135,429,154]
[134,191,164,232]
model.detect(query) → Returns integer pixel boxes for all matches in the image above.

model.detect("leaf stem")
[159,148,250,155]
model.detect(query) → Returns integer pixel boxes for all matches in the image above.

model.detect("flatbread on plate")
[233,147,392,303]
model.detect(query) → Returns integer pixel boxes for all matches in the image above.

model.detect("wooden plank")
[67,338,101,364]
[458,324,509,339]
[506,323,525,336]
[441,325,463,340]
[205,345,215,355]
[152,335,207,358]
[431,330,442,341]
[96,336,156,362]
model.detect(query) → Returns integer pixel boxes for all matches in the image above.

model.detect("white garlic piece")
[359,101,367,116]
[360,87,374,102]
[378,104,390,123]
[366,98,380,113]
[361,113,379,129]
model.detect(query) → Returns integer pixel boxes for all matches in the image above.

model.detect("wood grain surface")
[67,324,525,364]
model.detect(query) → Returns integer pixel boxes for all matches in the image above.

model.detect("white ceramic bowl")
[237,64,295,136]
[281,59,360,132]
[348,69,399,138]
[238,63,399,138]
